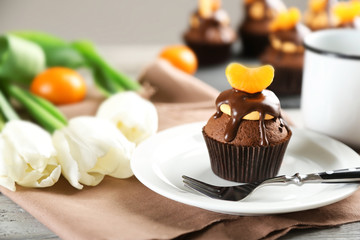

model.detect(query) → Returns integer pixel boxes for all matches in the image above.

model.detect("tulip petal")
[53,116,135,189]
[2,120,56,171]
[96,92,158,144]
[0,137,16,191]
[90,147,133,179]
[1,120,61,189]
[52,129,83,189]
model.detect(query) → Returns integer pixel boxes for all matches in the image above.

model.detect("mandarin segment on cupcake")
[198,0,221,18]
[269,7,301,32]
[310,0,328,13]
[333,1,360,26]
[225,63,274,94]
[202,62,292,182]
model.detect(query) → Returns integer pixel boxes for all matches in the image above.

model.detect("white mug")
[302,29,360,149]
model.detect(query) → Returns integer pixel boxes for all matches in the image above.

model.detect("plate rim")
[131,122,360,215]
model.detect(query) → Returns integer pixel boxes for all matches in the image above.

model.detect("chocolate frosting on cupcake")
[214,89,283,145]
[204,114,289,146]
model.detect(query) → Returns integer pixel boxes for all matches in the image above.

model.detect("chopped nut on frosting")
[270,35,304,54]
[220,104,274,120]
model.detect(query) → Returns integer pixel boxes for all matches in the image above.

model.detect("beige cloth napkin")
[1,59,360,240]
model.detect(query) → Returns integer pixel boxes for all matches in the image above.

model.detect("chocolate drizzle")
[214,89,283,146]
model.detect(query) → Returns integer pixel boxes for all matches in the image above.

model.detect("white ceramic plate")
[131,122,360,215]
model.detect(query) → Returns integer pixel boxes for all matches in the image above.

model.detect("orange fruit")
[30,67,87,105]
[159,45,198,75]
[225,63,274,94]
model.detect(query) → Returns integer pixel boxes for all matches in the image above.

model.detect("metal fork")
[182,167,360,201]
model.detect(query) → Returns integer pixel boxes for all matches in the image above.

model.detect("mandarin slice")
[270,7,301,31]
[333,1,360,24]
[199,0,213,18]
[225,63,274,94]
[212,0,221,11]
[310,0,327,13]
[198,0,221,17]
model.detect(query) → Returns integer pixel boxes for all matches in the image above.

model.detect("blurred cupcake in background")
[304,0,334,30]
[260,7,307,96]
[238,0,277,58]
[183,0,236,66]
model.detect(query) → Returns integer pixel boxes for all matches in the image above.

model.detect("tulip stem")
[0,89,20,131]
[0,114,4,131]
[72,40,140,94]
[5,85,67,133]
[0,89,20,122]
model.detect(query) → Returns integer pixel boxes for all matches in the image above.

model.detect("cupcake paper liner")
[184,41,233,66]
[239,28,270,58]
[260,47,303,95]
[268,67,303,95]
[202,130,291,183]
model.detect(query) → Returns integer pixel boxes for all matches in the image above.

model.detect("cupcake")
[260,7,305,95]
[202,63,292,183]
[183,0,236,65]
[304,0,333,31]
[238,0,276,58]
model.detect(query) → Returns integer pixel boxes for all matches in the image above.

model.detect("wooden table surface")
[1,46,360,240]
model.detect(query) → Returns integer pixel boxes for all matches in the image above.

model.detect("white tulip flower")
[0,120,61,191]
[52,116,135,189]
[0,137,15,191]
[96,91,158,144]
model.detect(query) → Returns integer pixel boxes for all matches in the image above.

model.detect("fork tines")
[182,175,224,199]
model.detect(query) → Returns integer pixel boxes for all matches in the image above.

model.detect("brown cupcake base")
[267,67,303,95]
[260,47,304,95]
[184,41,233,66]
[239,29,269,58]
[238,19,271,58]
[202,130,291,183]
